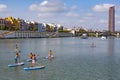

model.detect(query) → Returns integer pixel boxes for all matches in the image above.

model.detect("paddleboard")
[23,66,45,71]
[8,62,24,67]
[44,56,54,59]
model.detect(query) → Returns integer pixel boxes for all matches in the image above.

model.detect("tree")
[79,28,87,33]
[0,26,5,30]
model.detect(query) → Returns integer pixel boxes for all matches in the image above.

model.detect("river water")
[0,37,120,80]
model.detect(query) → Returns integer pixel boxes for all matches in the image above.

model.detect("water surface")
[0,37,120,80]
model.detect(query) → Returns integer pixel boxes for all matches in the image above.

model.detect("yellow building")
[5,16,20,30]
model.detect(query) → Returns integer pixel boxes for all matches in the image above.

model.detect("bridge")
[76,32,120,38]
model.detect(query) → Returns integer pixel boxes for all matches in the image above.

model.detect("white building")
[38,23,46,32]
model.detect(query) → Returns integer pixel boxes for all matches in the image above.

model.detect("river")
[0,37,120,80]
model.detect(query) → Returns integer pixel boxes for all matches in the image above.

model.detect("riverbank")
[0,30,120,39]
[0,31,73,39]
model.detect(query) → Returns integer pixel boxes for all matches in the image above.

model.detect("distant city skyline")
[0,0,120,31]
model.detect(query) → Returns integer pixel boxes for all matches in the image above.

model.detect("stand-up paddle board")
[23,66,45,71]
[44,56,54,59]
[8,62,24,67]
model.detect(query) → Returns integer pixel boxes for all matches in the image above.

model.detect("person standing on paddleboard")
[14,52,20,63]
[48,50,54,59]
[31,54,36,67]
[15,44,19,53]
[14,44,21,63]
[29,52,33,59]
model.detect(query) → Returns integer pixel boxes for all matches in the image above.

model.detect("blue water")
[0,37,120,80]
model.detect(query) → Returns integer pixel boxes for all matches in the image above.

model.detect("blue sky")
[0,0,120,31]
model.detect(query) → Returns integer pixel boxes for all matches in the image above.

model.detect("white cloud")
[40,0,48,6]
[116,6,120,11]
[29,4,38,11]
[81,13,93,21]
[0,4,7,12]
[82,16,93,20]
[83,16,90,20]
[79,20,85,23]
[29,0,68,13]
[87,13,93,16]
[117,21,120,24]
[93,4,114,12]
[71,5,77,10]
[99,19,107,24]
[66,12,79,17]
[115,14,120,18]
[38,13,54,18]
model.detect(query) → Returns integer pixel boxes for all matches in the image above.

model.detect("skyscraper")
[108,6,115,32]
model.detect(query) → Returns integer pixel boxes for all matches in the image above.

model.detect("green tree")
[0,26,5,30]
[58,30,71,33]
[79,28,87,33]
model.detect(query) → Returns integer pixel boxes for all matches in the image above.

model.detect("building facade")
[0,18,5,30]
[108,6,115,32]
[5,16,20,30]
[38,23,46,32]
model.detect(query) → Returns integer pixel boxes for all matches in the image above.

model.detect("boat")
[81,34,88,39]
[8,62,24,67]
[23,66,45,71]
[101,36,106,40]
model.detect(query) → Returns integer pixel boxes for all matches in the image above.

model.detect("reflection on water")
[107,37,117,80]
[108,37,115,55]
